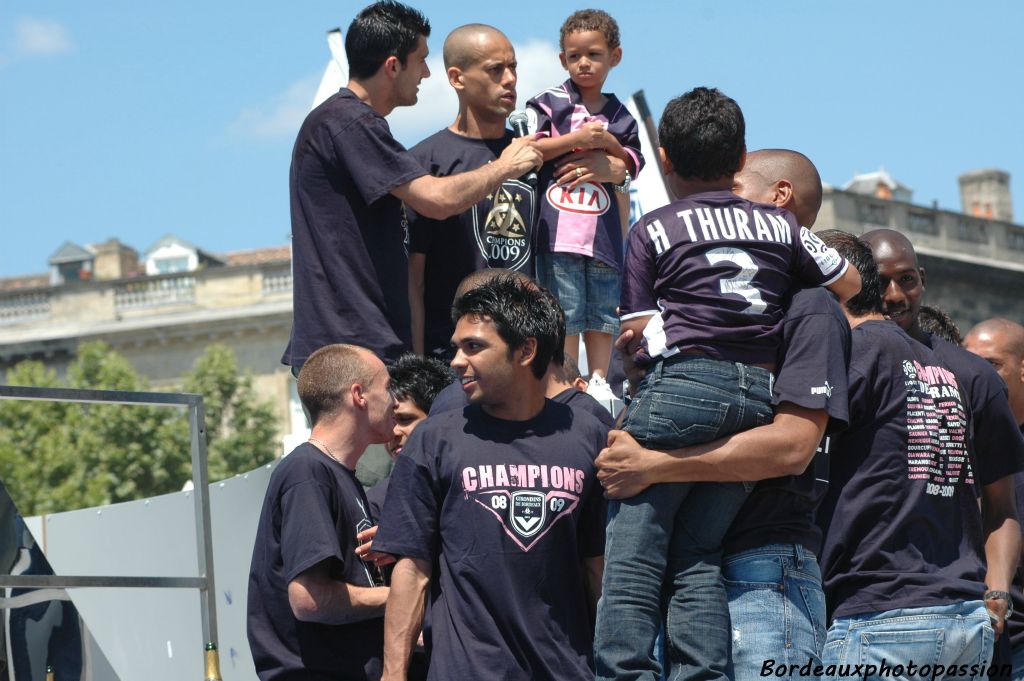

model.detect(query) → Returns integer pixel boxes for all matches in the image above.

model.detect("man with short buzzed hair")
[248,344,397,681]
[966,317,1024,678]
[731,148,823,227]
[408,24,532,359]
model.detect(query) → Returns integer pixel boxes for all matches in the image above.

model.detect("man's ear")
[658,147,674,176]
[351,382,368,410]
[448,65,463,90]
[382,55,401,81]
[773,179,794,211]
[609,46,622,68]
[918,266,927,290]
[517,337,538,368]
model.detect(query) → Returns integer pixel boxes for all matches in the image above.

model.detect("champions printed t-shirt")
[620,192,849,366]
[723,287,851,556]
[283,88,427,367]
[429,381,615,428]
[817,321,990,621]
[408,128,537,356]
[373,400,608,681]
[526,79,644,269]
[247,444,385,681]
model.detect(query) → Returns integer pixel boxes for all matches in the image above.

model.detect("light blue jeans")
[724,544,826,681]
[594,356,773,681]
[822,601,994,680]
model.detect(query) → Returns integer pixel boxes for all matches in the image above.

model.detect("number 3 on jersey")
[705,247,766,314]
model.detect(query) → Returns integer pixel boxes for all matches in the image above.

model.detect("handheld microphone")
[507,110,538,187]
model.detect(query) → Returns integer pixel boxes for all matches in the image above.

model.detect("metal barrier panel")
[0,385,220,680]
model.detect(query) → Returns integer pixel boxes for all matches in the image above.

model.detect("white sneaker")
[586,374,623,417]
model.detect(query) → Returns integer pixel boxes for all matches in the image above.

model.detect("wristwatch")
[984,590,1014,618]
[613,170,631,195]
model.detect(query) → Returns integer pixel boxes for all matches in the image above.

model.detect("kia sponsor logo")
[545,182,610,215]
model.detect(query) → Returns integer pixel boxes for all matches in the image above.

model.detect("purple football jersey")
[620,191,848,365]
[526,79,644,269]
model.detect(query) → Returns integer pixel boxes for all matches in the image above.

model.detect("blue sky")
[1,1,1021,278]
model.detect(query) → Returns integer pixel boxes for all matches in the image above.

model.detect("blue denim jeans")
[594,356,774,681]
[535,251,620,335]
[822,601,994,680]
[724,544,826,681]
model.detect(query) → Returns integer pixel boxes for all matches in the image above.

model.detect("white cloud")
[228,39,564,144]
[12,17,73,57]
[389,39,564,145]
[226,74,321,140]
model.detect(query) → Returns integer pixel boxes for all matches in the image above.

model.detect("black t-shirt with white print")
[818,321,988,621]
[408,128,536,356]
[247,444,384,681]
[374,400,608,681]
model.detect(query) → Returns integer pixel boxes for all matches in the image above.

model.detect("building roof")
[842,168,913,198]
[223,245,291,267]
[0,274,50,293]
[1,243,291,293]
[48,241,95,264]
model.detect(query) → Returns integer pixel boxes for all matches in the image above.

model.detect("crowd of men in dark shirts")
[245,2,1024,680]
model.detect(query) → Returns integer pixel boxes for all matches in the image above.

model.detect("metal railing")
[0,384,219,678]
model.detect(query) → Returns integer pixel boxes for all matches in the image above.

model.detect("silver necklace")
[308,437,340,464]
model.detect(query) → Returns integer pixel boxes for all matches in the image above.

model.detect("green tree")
[0,341,279,515]
[182,344,278,481]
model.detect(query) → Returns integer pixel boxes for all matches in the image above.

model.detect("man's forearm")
[383,557,431,681]
[288,575,389,626]
[597,404,828,499]
[982,478,1021,593]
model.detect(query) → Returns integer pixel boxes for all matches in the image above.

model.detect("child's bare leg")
[583,330,612,379]
[565,334,581,364]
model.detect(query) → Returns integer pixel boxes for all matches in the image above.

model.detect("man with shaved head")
[407,24,537,360]
[864,229,1024,646]
[732,148,823,227]
[966,318,1024,677]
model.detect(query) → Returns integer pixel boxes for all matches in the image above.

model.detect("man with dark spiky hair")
[365,353,453,521]
[815,229,1007,677]
[374,275,608,681]
[283,0,542,370]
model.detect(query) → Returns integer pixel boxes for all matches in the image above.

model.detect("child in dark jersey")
[526,9,643,395]
[593,88,861,681]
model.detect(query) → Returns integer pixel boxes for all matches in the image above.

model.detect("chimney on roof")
[92,238,140,281]
[959,169,1012,221]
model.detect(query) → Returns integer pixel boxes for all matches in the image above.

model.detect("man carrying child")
[595,87,860,681]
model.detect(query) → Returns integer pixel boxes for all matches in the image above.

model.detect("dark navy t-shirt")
[818,321,987,620]
[283,88,427,367]
[409,128,536,357]
[429,381,614,428]
[724,287,851,556]
[374,401,608,681]
[620,191,848,365]
[925,334,1024,485]
[247,444,385,681]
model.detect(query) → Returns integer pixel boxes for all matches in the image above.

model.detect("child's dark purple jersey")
[620,191,848,366]
[526,79,644,270]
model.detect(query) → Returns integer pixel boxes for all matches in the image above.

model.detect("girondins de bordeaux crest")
[472,178,534,271]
